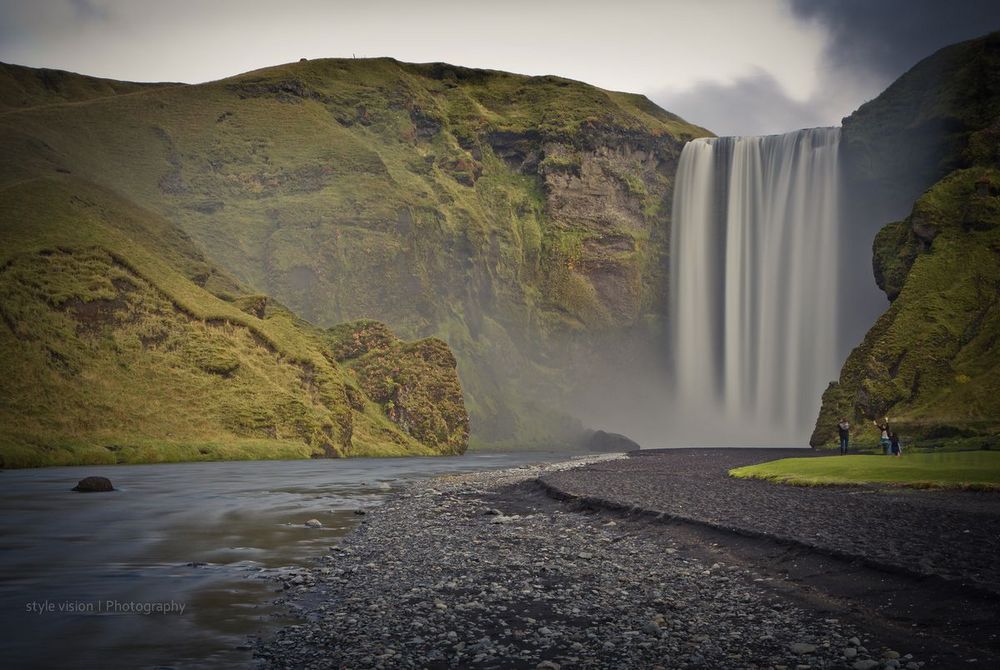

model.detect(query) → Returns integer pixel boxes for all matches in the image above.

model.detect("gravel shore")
[540,449,1000,595]
[257,453,932,669]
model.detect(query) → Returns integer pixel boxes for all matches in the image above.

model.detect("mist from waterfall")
[669,128,841,445]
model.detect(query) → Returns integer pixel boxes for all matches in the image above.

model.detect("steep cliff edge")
[812,33,1000,449]
[0,58,710,445]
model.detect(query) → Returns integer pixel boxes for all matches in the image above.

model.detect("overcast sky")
[2,0,999,136]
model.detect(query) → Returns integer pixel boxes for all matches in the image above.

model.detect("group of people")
[836,417,902,456]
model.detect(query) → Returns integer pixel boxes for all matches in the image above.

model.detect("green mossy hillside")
[811,168,1000,449]
[0,58,710,445]
[0,176,467,467]
[0,62,170,112]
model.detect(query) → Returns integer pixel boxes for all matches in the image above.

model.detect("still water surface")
[0,451,569,668]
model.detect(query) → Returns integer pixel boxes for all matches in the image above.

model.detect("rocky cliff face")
[326,320,468,455]
[812,32,1000,449]
[0,58,710,444]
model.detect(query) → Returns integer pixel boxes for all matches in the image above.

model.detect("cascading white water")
[670,128,841,445]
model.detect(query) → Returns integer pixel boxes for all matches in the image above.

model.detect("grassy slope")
[812,33,1000,450]
[0,62,170,112]
[0,176,467,467]
[730,452,1000,491]
[0,58,710,445]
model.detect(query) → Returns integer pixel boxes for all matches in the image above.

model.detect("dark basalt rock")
[581,429,640,452]
[72,476,114,492]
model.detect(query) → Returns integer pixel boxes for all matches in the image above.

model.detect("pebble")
[539,449,1000,596]
[257,455,927,670]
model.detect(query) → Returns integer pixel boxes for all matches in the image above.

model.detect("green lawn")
[729,451,1000,490]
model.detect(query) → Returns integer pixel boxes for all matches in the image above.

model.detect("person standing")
[889,431,902,457]
[837,417,850,455]
[875,418,891,455]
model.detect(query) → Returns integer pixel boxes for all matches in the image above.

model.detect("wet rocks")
[72,476,114,492]
[303,519,322,528]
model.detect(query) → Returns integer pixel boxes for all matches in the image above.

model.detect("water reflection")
[0,451,568,668]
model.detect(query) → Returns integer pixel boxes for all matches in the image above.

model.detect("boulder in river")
[304,519,323,528]
[72,476,114,492]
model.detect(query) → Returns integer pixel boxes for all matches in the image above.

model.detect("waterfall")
[669,128,841,445]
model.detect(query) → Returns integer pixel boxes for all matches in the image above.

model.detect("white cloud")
[1,1,825,99]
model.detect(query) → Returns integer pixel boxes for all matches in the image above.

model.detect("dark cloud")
[790,0,1000,83]
[651,69,831,137]
[653,1,1000,137]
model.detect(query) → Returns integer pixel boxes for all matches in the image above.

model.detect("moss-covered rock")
[325,320,469,454]
[812,168,1000,449]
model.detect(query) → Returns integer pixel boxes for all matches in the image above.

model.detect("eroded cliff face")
[537,132,678,325]
[0,58,710,444]
[446,123,693,442]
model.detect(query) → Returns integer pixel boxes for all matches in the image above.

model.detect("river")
[0,451,574,669]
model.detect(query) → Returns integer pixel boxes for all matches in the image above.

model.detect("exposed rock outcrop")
[580,429,641,452]
[325,321,469,455]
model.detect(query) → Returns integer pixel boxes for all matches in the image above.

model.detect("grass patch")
[730,451,1000,490]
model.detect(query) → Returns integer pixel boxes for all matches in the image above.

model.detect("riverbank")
[257,450,1000,668]
[541,449,1000,595]
[0,452,573,669]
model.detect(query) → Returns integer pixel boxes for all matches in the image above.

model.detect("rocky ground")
[540,449,1000,594]
[253,452,978,670]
